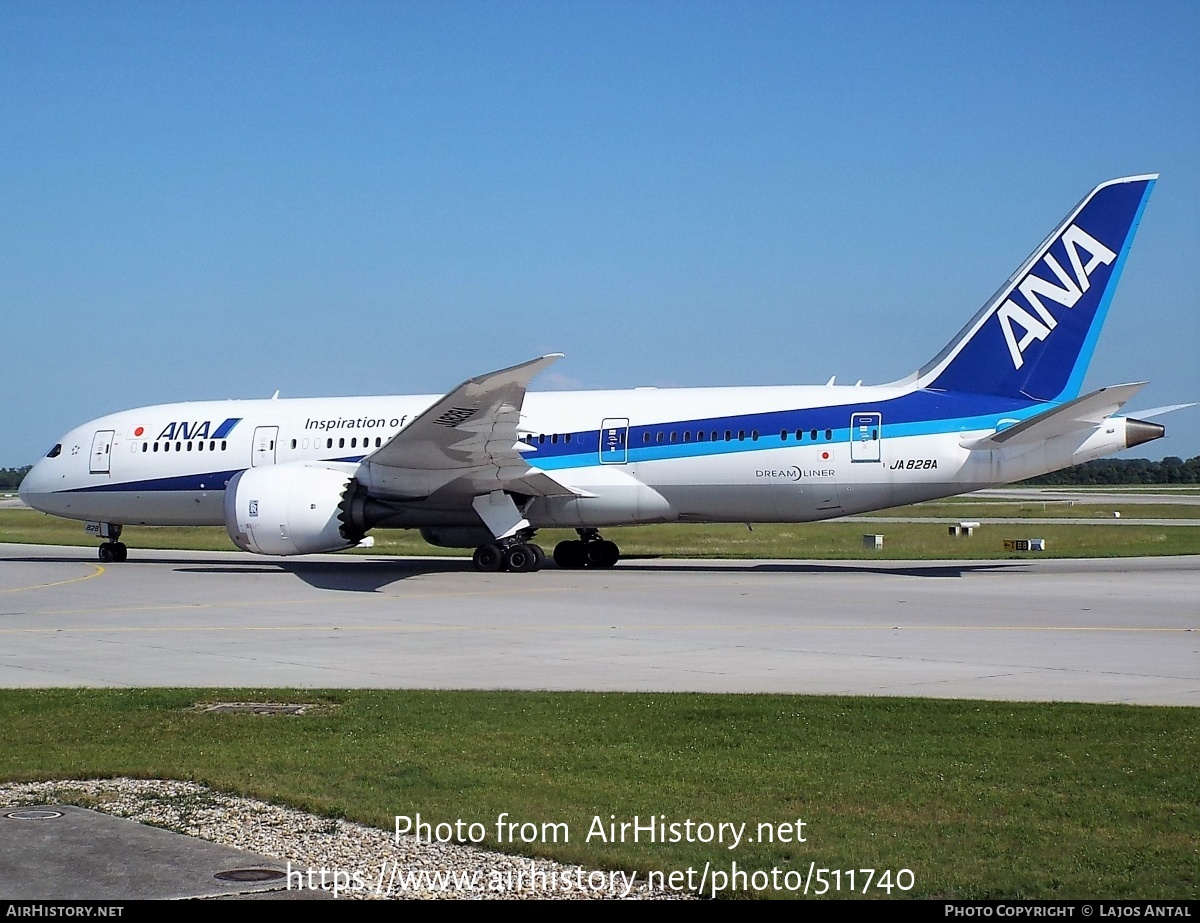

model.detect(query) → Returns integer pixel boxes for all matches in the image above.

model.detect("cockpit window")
[46,444,62,458]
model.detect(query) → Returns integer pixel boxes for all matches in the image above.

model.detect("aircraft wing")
[962,382,1147,450]
[360,354,577,499]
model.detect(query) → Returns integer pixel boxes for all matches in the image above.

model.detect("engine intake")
[224,464,378,556]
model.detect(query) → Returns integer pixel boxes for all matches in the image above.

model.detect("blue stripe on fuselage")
[62,389,1048,492]
[63,457,369,493]
[527,387,1041,469]
[63,469,245,494]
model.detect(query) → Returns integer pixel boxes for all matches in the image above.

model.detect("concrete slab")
[0,804,325,900]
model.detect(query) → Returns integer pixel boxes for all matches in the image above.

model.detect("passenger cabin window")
[825,429,832,440]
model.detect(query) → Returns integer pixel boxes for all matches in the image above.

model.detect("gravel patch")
[0,779,688,899]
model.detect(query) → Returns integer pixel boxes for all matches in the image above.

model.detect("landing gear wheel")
[502,543,537,573]
[528,543,546,571]
[98,543,115,563]
[113,542,128,563]
[472,543,504,572]
[585,539,620,568]
[553,540,587,569]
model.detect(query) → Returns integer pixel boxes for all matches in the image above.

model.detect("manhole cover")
[214,868,286,883]
[199,702,316,715]
[5,809,64,820]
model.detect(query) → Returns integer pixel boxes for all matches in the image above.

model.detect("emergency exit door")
[599,418,629,464]
[850,413,882,463]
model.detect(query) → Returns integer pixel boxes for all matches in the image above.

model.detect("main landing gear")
[552,529,620,569]
[470,529,621,573]
[472,537,547,573]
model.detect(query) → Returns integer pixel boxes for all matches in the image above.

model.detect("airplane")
[19,174,1176,572]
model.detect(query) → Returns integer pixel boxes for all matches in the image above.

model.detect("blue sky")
[2,1,1198,466]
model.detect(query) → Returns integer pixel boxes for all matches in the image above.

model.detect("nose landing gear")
[98,541,128,563]
[93,523,127,563]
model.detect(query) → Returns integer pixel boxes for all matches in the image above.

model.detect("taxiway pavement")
[0,544,1196,705]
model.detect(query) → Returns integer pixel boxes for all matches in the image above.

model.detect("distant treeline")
[0,466,32,491]
[1021,456,1200,486]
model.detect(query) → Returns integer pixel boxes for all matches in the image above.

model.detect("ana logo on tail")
[997,223,1116,370]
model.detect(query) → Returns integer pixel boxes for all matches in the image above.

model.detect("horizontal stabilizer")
[1119,402,1197,420]
[962,382,1146,450]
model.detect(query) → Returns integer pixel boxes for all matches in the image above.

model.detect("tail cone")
[1125,417,1165,449]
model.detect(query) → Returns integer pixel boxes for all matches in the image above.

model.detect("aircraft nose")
[18,458,55,512]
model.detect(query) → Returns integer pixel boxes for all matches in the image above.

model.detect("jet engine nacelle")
[419,526,495,548]
[224,463,358,556]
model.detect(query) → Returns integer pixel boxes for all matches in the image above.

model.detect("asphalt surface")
[0,805,317,900]
[1,543,1196,705]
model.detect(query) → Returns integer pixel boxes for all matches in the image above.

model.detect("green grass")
[0,689,1194,899]
[862,500,1200,520]
[3,508,1198,559]
[1020,485,1200,494]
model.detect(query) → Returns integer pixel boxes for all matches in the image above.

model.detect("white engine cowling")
[224,464,358,556]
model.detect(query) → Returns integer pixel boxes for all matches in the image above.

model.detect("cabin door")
[251,426,279,467]
[89,430,115,474]
[599,418,629,464]
[850,412,882,463]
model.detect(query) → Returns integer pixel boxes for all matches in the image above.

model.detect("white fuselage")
[18,381,1132,534]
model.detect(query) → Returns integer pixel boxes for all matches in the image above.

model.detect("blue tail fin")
[920,175,1156,403]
